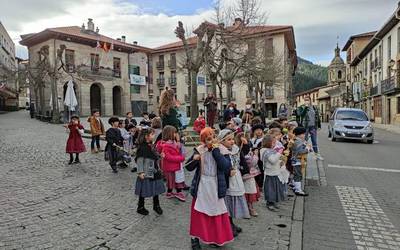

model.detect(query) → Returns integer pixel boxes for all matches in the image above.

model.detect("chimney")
[133,41,138,45]
[233,17,243,27]
[121,35,126,43]
[81,23,85,31]
[87,18,95,31]
[96,27,99,33]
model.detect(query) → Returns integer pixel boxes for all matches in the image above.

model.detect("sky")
[0,0,399,66]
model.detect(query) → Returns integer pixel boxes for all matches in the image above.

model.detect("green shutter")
[129,65,140,75]
[130,85,141,94]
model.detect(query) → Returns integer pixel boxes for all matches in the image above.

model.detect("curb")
[289,155,323,250]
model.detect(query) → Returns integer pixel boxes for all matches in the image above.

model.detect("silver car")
[328,108,374,144]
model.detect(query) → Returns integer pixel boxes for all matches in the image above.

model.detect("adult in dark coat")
[204,93,218,128]
[223,102,240,122]
[159,89,181,130]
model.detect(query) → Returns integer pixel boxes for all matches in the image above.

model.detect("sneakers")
[137,207,149,216]
[191,238,202,250]
[166,192,174,199]
[315,153,324,161]
[295,191,309,197]
[249,208,258,217]
[175,192,186,202]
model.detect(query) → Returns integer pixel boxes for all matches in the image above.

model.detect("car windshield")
[336,110,368,121]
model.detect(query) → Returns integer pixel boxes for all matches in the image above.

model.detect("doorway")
[112,86,123,116]
[90,83,102,114]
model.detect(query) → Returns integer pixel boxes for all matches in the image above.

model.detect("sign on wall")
[130,74,146,86]
[197,75,206,85]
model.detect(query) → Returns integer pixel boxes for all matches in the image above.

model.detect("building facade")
[150,20,297,118]
[20,19,151,119]
[0,21,18,111]
[345,3,400,125]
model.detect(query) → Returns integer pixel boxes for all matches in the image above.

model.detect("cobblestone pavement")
[0,111,295,250]
[303,125,400,250]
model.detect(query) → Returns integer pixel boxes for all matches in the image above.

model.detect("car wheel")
[367,139,373,144]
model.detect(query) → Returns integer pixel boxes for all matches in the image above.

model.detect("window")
[113,57,121,77]
[169,53,176,68]
[397,97,400,114]
[388,36,392,60]
[338,70,342,80]
[90,53,99,71]
[65,50,75,72]
[129,65,140,75]
[130,85,140,94]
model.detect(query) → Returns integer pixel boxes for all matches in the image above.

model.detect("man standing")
[87,110,105,153]
[296,97,322,159]
[204,93,218,128]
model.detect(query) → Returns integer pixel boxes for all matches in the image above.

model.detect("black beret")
[294,127,307,136]
[252,124,265,133]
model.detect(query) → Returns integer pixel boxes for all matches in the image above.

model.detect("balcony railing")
[156,61,164,70]
[369,85,380,96]
[168,60,177,69]
[168,77,177,86]
[381,76,398,94]
[157,78,165,88]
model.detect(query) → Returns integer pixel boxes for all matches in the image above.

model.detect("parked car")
[328,108,374,144]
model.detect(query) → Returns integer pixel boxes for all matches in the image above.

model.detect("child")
[151,117,163,144]
[262,135,286,211]
[251,124,265,189]
[269,128,285,154]
[218,129,250,236]
[193,112,206,134]
[87,110,105,153]
[292,127,312,196]
[236,132,260,217]
[186,128,234,248]
[118,120,131,168]
[65,116,86,164]
[156,125,186,201]
[139,112,152,127]
[135,128,166,215]
[105,117,124,173]
[174,133,190,191]
[232,117,243,133]
[127,124,139,173]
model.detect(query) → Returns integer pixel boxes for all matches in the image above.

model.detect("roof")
[153,37,198,53]
[342,31,377,51]
[350,5,400,66]
[294,85,328,96]
[20,26,152,53]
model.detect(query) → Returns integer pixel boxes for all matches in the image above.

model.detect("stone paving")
[0,111,295,250]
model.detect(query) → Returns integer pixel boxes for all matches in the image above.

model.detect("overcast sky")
[1,0,399,65]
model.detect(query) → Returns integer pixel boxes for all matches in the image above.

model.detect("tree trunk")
[39,82,45,115]
[226,81,232,104]
[210,74,217,97]
[51,74,60,123]
[218,84,224,121]
[190,70,199,123]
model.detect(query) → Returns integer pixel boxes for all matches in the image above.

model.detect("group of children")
[64,105,313,250]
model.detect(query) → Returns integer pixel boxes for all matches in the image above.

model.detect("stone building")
[19,19,152,119]
[150,19,297,118]
[0,21,18,111]
[325,44,347,109]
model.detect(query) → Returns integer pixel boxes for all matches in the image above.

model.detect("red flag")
[102,42,109,52]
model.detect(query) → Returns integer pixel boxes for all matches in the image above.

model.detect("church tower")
[328,43,346,86]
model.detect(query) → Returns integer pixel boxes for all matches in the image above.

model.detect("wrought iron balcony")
[369,85,380,96]
[156,78,165,87]
[381,76,398,94]
[156,61,164,70]
[168,60,177,69]
[168,77,177,86]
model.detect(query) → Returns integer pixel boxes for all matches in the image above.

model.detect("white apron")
[243,177,257,194]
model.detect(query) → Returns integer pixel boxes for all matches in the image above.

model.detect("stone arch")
[112,85,123,116]
[90,82,105,114]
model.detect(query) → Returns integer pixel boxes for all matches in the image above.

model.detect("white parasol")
[64,80,78,121]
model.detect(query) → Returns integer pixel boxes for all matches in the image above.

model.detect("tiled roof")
[20,26,152,52]
[342,31,376,51]
[153,37,198,52]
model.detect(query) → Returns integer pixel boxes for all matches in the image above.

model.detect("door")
[90,84,102,114]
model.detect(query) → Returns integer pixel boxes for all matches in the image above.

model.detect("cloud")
[1,0,399,62]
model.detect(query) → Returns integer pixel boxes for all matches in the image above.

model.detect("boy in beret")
[291,127,312,196]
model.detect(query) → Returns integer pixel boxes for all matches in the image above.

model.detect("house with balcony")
[347,2,400,125]
[19,18,152,118]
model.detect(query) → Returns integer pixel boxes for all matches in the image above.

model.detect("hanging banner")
[130,74,146,86]
[197,75,206,85]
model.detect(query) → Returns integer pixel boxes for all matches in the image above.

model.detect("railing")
[369,85,380,96]
[168,60,176,69]
[156,61,164,70]
[169,77,177,86]
[381,76,397,94]
[156,78,165,87]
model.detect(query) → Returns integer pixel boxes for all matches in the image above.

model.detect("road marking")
[336,186,400,249]
[328,164,400,173]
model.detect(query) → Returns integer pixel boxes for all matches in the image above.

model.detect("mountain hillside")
[293,57,328,93]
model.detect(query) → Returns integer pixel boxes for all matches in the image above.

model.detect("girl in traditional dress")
[219,129,250,236]
[135,128,166,215]
[65,116,86,164]
[186,128,234,249]
[236,132,260,217]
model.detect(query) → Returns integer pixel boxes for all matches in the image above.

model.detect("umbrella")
[64,80,78,121]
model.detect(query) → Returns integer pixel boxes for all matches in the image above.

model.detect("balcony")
[168,60,177,69]
[168,77,177,86]
[369,85,380,96]
[156,61,164,70]
[157,78,165,88]
[381,76,399,94]
[113,69,121,78]
[77,65,114,80]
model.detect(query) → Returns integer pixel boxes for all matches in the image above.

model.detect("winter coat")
[136,143,160,179]
[262,148,282,176]
[223,108,240,122]
[204,96,218,112]
[185,146,232,199]
[161,108,181,130]
[296,105,321,129]
[87,116,105,136]
[156,140,185,172]
[66,123,86,153]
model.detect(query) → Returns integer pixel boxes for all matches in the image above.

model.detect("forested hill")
[293,57,328,93]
